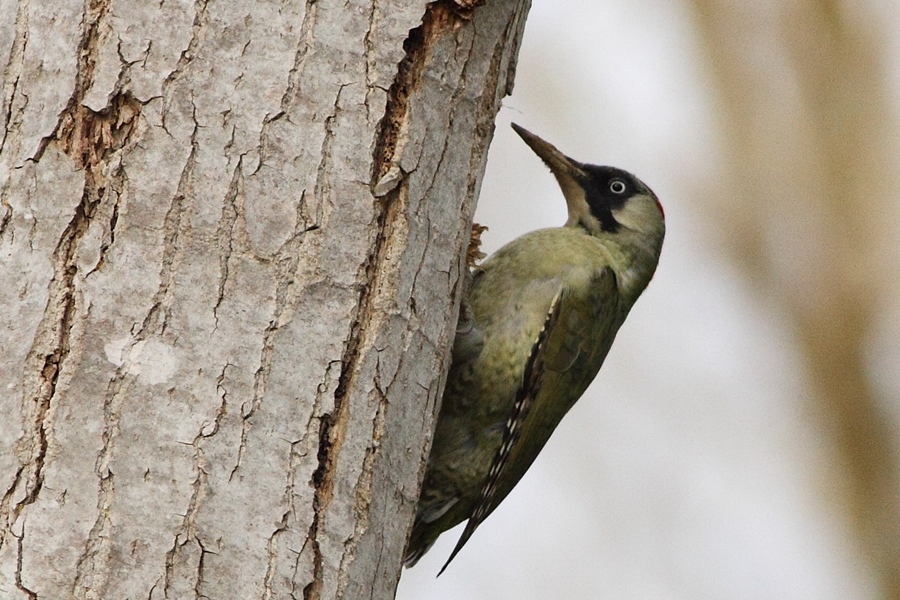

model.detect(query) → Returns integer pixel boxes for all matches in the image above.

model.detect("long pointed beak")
[511,123,586,181]
[511,123,596,228]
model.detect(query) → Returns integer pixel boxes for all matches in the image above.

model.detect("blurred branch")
[689,1,900,597]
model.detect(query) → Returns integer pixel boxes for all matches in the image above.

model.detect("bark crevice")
[372,0,473,185]
[304,3,478,597]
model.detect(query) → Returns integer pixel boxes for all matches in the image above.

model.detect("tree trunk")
[0,0,529,598]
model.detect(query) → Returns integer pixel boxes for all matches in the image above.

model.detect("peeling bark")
[0,0,531,598]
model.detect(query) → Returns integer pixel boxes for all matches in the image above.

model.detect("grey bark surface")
[0,0,530,598]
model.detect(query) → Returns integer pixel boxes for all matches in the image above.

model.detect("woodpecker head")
[511,123,665,242]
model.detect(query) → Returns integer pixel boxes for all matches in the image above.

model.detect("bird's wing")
[438,267,620,574]
[438,287,564,574]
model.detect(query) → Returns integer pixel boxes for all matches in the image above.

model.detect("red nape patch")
[654,196,665,219]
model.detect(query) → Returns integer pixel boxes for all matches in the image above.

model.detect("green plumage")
[404,125,665,571]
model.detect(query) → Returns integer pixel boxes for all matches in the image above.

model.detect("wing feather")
[438,289,565,575]
[438,267,621,574]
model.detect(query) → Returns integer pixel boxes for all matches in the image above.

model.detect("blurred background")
[397,0,900,598]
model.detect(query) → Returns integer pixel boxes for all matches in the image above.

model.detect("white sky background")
[396,1,892,598]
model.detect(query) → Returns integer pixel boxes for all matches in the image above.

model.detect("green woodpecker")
[404,123,665,572]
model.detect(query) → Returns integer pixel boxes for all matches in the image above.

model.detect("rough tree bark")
[0,0,530,598]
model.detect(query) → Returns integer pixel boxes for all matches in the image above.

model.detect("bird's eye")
[609,179,627,194]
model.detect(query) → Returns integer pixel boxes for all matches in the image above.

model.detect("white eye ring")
[609,179,627,194]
